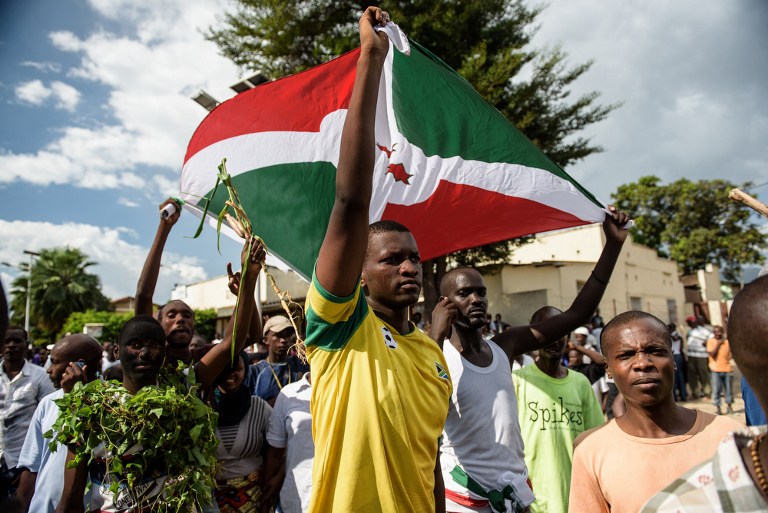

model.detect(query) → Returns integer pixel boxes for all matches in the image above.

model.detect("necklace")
[267,360,291,391]
[750,433,768,497]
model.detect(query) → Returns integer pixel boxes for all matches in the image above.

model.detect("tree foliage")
[59,310,134,343]
[612,176,766,280]
[10,248,110,340]
[192,308,218,341]
[208,0,618,319]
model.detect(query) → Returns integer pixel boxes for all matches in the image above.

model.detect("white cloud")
[15,80,51,105]
[3,1,241,193]
[0,220,207,301]
[532,0,768,199]
[118,197,140,207]
[13,79,81,111]
[20,61,62,73]
[50,81,81,111]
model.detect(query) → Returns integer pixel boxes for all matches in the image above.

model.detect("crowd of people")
[0,7,766,513]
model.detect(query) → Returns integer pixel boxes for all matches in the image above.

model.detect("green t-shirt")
[513,364,605,513]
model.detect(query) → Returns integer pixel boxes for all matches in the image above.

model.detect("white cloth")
[373,21,411,55]
[0,360,55,467]
[18,389,86,513]
[511,354,534,371]
[266,374,314,513]
[101,357,120,374]
[440,339,535,512]
[686,326,713,358]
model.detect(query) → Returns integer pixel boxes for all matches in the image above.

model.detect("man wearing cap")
[685,315,713,399]
[247,315,309,406]
[573,326,599,362]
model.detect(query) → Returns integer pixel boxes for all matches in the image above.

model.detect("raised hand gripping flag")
[181,30,605,280]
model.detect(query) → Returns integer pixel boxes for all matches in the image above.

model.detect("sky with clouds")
[1,0,766,309]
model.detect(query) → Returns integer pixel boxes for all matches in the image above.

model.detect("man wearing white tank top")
[430,207,629,513]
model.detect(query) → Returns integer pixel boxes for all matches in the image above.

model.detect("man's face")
[266,328,295,358]
[443,270,488,329]
[573,334,587,346]
[47,345,70,389]
[713,326,724,339]
[159,300,195,349]
[362,231,422,308]
[119,322,166,385]
[605,317,674,408]
[567,349,583,367]
[3,329,26,363]
[539,336,568,363]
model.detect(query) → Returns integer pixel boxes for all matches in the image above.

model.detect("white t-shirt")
[266,374,313,513]
[441,339,535,512]
[18,389,86,513]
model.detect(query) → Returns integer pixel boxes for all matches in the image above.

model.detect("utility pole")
[22,250,40,333]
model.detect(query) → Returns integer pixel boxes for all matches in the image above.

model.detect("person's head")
[215,351,249,394]
[712,325,724,339]
[103,341,116,362]
[47,334,102,388]
[189,334,208,353]
[439,268,488,330]
[263,315,295,360]
[728,275,768,413]
[412,312,422,323]
[568,349,584,367]
[118,315,166,390]
[3,326,28,364]
[530,306,567,363]
[573,326,590,345]
[362,221,421,310]
[685,315,697,328]
[156,300,195,349]
[495,313,502,321]
[601,311,674,409]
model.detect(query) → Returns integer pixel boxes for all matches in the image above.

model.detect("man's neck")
[267,353,288,364]
[369,301,410,335]
[450,324,485,354]
[617,400,696,438]
[536,357,567,378]
[122,376,153,395]
[165,346,191,366]
[2,358,24,375]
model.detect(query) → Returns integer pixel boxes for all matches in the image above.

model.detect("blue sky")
[1,0,766,306]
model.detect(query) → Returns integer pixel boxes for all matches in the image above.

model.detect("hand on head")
[359,6,390,55]
[603,205,630,243]
[60,361,87,393]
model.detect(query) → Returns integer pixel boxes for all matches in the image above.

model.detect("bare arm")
[196,239,265,388]
[135,198,180,315]
[707,339,724,358]
[494,206,629,359]
[54,449,87,513]
[434,450,446,513]
[258,445,286,513]
[314,7,390,297]
[569,341,606,365]
[18,469,36,512]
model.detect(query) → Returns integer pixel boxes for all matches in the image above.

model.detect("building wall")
[481,224,687,327]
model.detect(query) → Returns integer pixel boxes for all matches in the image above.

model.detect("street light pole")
[23,250,40,333]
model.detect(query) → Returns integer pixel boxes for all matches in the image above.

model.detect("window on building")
[667,299,678,324]
[630,296,643,311]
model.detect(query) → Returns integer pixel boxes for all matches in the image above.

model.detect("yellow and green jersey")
[306,274,452,513]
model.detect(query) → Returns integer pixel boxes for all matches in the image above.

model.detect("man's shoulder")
[574,419,616,450]
[698,410,742,435]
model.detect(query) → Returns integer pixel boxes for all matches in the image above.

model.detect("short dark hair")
[601,311,671,353]
[4,326,28,341]
[369,220,411,235]
[118,315,165,346]
[439,267,481,295]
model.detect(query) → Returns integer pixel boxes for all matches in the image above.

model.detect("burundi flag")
[180,33,606,280]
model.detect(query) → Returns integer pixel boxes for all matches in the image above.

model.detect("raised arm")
[135,198,180,315]
[314,7,390,297]
[569,340,606,365]
[196,238,265,388]
[494,206,629,358]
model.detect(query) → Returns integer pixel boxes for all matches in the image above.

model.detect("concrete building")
[481,224,687,327]
[170,266,308,336]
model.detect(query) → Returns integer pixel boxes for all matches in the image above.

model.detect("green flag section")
[181,37,606,280]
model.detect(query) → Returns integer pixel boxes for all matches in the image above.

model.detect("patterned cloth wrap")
[214,470,261,513]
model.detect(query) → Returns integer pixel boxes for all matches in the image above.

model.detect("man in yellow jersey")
[304,6,452,513]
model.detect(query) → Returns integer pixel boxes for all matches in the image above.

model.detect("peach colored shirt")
[706,338,733,373]
[569,411,741,513]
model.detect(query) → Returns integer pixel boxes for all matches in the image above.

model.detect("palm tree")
[10,248,109,338]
